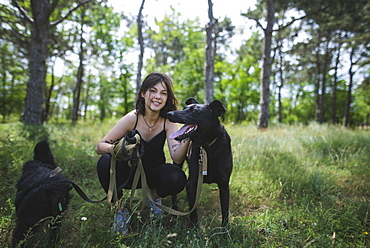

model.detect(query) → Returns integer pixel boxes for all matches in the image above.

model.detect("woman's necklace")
[142,115,160,133]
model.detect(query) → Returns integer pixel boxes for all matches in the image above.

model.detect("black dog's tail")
[33,139,56,165]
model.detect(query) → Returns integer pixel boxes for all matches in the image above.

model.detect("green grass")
[1,121,369,247]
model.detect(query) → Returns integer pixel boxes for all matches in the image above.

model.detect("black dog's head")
[167,97,226,142]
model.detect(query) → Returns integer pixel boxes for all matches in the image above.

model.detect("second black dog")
[167,97,233,226]
[13,139,71,247]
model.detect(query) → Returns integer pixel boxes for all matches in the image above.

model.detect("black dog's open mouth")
[169,124,198,140]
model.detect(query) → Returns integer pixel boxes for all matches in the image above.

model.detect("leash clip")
[50,166,62,178]
[199,147,208,176]
[198,150,203,164]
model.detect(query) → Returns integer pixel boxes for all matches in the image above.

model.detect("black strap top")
[133,114,166,168]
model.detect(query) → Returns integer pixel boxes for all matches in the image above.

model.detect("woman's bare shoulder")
[125,110,138,119]
[165,118,178,131]
[115,110,138,129]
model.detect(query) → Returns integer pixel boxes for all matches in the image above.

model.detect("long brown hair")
[136,72,178,118]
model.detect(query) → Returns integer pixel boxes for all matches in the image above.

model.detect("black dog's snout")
[167,111,174,118]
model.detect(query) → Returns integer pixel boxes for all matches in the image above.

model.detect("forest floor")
[1,121,369,247]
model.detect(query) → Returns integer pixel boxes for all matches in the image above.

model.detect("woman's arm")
[166,120,191,164]
[95,111,137,155]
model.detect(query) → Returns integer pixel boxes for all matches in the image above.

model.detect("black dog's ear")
[34,139,55,165]
[208,100,226,117]
[185,97,199,105]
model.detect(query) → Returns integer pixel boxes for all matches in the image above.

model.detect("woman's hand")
[166,120,191,164]
[95,111,137,155]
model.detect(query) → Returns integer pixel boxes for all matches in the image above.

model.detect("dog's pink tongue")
[169,125,189,140]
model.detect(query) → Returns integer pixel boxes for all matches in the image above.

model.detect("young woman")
[96,72,190,234]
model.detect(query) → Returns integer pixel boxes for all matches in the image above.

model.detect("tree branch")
[50,0,93,27]
[250,17,265,31]
[275,14,306,32]
[276,4,331,32]
[11,0,33,23]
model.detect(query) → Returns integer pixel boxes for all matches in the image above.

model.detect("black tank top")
[134,115,166,169]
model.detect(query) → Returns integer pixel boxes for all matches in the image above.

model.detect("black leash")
[50,166,106,203]
[70,181,106,203]
[49,130,142,204]
[50,166,137,204]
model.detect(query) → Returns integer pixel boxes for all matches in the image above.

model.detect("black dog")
[167,97,233,226]
[13,139,71,247]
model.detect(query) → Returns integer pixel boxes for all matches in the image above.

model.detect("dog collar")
[206,136,218,147]
[203,131,222,147]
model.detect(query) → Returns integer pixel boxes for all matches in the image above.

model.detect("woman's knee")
[96,153,112,192]
[97,153,111,170]
[157,164,187,196]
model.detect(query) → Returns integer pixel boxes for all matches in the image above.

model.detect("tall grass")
[1,121,369,247]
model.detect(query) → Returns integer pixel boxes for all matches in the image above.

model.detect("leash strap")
[107,132,144,205]
[139,146,206,216]
[130,150,148,213]
[70,181,106,203]
[65,132,206,216]
[48,166,107,203]
[127,141,205,216]
[108,136,126,204]
[107,151,118,203]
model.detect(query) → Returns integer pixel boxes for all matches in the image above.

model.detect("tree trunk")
[136,0,145,93]
[72,11,85,125]
[16,0,92,125]
[320,39,330,123]
[1,55,7,122]
[258,0,274,129]
[205,0,216,104]
[20,0,50,125]
[277,38,284,123]
[121,72,129,115]
[44,63,56,122]
[99,76,107,121]
[83,74,91,120]
[332,44,341,124]
[314,38,322,123]
[344,46,355,127]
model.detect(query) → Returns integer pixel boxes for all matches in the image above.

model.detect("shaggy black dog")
[13,139,71,247]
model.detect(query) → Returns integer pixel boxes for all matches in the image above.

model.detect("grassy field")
[1,121,369,247]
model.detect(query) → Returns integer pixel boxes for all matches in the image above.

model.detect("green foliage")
[352,76,370,125]
[145,10,206,106]
[1,1,369,125]
[0,41,28,123]
[1,121,369,247]
[217,32,262,123]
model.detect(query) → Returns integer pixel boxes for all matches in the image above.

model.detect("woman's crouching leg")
[155,163,187,197]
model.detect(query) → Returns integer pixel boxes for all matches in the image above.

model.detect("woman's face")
[142,82,168,113]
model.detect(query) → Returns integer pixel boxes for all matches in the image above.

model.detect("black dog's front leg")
[219,183,230,226]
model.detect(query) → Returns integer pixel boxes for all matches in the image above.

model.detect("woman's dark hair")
[136,72,178,118]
